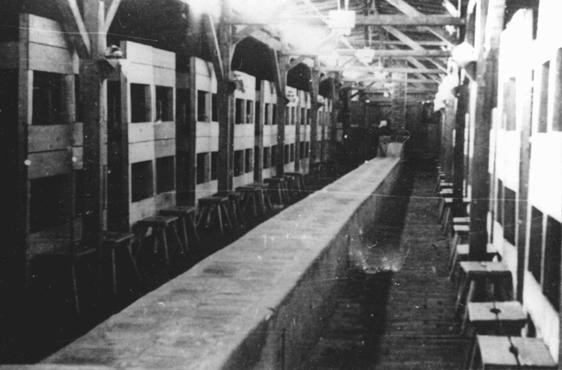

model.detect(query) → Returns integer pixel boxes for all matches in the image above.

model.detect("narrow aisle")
[302,166,468,370]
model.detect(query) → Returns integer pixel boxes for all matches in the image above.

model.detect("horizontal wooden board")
[233,71,256,99]
[29,42,77,74]
[129,197,156,225]
[28,124,72,153]
[129,141,155,163]
[154,67,176,87]
[196,136,219,153]
[155,191,176,211]
[28,14,67,48]
[126,63,154,85]
[129,122,155,143]
[233,137,254,150]
[195,180,218,201]
[28,150,72,179]
[0,42,18,68]
[194,57,213,78]
[155,139,175,158]
[233,124,254,138]
[154,121,175,140]
[195,73,217,93]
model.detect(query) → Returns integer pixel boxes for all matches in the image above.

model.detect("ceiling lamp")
[451,41,477,67]
[328,0,355,36]
[355,47,375,64]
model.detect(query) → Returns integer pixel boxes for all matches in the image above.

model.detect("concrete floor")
[301,164,469,369]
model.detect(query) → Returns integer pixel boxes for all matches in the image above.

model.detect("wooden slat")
[28,150,72,179]
[28,125,72,153]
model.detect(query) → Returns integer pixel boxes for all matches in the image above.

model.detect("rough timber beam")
[382,26,424,50]
[356,14,464,26]
[103,0,122,33]
[203,14,225,80]
[344,66,444,74]
[335,49,451,57]
[385,0,458,46]
[54,0,91,58]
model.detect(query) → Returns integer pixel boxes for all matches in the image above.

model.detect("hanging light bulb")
[451,41,477,67]
[327,0,355,36]
[355,47,375,64]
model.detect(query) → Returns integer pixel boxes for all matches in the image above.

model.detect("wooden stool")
[160,206,200,251]
[449,224,470,257]
[468,335,556,369]
[449,243,497,281]
[33,246,97,315]
[264,177,289,206]
[463,301,527,336]
[102,231,141,296]
[238,183,273,219]
[215,191,245,230]
[135,215,186,266]
[438,197,453,224]
[197,196,233,234]
[284,172,305,198]
[455,261,513,318]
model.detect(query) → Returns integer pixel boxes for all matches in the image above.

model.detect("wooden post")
[453,81,469,216]
[309,63,320,166]
[255,80,266,182]
[215,6,234,192]
[515,10,534,302]
[468,0,504,260]
[81,0,107,249]
[275,53,288,176]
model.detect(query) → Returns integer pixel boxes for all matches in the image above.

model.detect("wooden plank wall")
[113,41,176,225]
[232,70,256,189]
[261,80,278,180]
[193,57,219,200]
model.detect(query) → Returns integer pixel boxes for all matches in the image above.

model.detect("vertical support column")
[12,12,31,301]
[187,58,198,205]
[391,72,407,131]
[274,52,288,176]
[453,81,469,216]
[468,0,504,260]
[309,63,320,166]
[81,0,107,249]
[516,10,534,302]
[255,80,266,183]
[215,7,234,193]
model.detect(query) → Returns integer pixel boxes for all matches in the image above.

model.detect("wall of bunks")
[0,7,347,321]
[438,0,562,362]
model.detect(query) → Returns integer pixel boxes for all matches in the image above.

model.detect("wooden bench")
[455,261,513,319]
[159,206,200,252]
[264,177,290,206]
[101,231,141,296]
[214,191,245,230]
[449,243,497,281]
[197,196,233,234]
[238,183,273,219]
[468,335,556,369]
[135,215,186,266]
[33,245,97,315]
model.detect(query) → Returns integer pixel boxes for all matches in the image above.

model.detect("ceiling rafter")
[54,0,91,58]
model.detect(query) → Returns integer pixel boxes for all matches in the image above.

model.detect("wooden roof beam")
[355,14,464,26]
[335,49,451,57]
[103,0,121,33]
[54,0,91,58]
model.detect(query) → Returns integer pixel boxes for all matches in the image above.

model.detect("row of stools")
[34,173,310,317]
[435,167,556,369]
